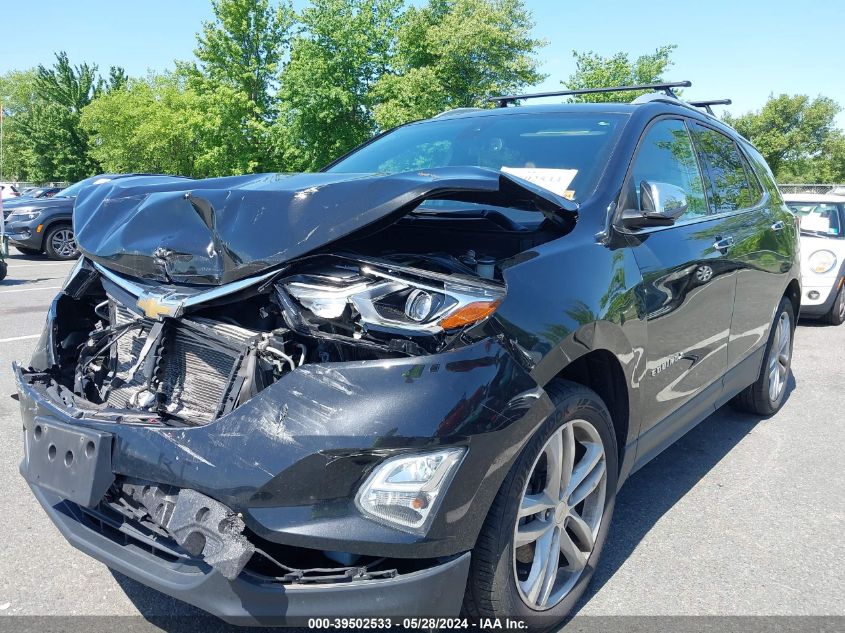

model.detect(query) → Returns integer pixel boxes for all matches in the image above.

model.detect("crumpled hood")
[74,167,576,286]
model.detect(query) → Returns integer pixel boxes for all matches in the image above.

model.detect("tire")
[825,283,845,325]
[0,261,6,281]
[463,380,618,630]
[43,224,79,260]
[732,297,795,415]
[15,245,42,256]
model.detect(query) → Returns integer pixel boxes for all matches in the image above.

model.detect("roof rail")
[488,81,692,108]
[687,99,732,115]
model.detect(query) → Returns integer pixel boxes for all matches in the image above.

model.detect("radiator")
[107,299,258,424]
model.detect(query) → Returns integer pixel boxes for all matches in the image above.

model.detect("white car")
[784,193,845,324]
[0,183,21,200]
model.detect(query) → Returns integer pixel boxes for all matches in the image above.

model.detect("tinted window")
[690,124,760,213]
[55,175,113,199]
[786,202,843,238]
[627,118,708,220]
[328,113,627,202]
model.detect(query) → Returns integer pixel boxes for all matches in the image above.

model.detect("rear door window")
[690,124,761,213]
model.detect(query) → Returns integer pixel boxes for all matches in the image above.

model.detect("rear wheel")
[463,381,618,629]
[733,297,794,415]
[44,224,78,260]
[825,283,845,325]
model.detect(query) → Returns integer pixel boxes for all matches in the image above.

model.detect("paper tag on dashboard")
[800,214,831,233]
[500,167,578,198]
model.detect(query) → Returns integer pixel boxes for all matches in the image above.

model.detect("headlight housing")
[8,209,42,222]
[355,448,465,533]
[284,258,505,335]
[808,249,837,274]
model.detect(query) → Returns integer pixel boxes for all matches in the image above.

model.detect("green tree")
[275,0,404,171]
[0,69,40,181]
[724,94,845,182]
[29,52,126,180]
[1,53,124,182]
[564,45,677,103]
[181,0,296,174]
[372,0,546,129]
[81,74,215,177]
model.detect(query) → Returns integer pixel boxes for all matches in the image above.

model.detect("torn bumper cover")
[15,329,553,621]
[28,483,472,624]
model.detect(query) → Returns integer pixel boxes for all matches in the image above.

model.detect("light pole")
[0,100,4,182]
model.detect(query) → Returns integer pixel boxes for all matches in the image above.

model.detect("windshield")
[787,202,844,238]
[56,175,113,198]
[327,112,627,202]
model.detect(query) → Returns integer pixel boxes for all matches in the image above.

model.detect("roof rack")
[687,99,732,115]
[488,81,692,108]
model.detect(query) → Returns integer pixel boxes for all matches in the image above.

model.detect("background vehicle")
[3,174,124,259]
[0,183,20,200]
[16,83,800,629]
[784,193,845,324]
[17,186,62,200]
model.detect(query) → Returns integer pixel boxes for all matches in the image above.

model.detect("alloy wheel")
[767,311,791,402]
[51,229,77,258]
[513,419,607,610]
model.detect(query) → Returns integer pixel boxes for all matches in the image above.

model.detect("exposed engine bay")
[47,248,512,426]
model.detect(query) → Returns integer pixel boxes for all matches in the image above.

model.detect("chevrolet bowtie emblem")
[136,293,181,320]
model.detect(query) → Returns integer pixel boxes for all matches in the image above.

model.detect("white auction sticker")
[500,167,577,198]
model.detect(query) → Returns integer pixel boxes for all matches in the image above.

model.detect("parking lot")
[0,250,843,624]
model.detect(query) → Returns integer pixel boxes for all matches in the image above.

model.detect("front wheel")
[463,381,618,629]
[732,297,795,415]
[825,283,845,325]
[44,225,79,260]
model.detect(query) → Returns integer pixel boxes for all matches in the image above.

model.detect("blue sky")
[1,0,844,126]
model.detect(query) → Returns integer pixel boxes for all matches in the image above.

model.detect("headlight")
[355,448,465,533]
[808,249,837,274]
[284,260,505,334]
[8,209,42,221]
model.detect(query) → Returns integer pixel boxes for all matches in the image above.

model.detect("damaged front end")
[16,167,568,622]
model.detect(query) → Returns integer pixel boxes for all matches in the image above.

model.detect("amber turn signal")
[439,299,502,329]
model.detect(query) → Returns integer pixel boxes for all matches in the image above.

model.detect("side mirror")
[620,181,689,229]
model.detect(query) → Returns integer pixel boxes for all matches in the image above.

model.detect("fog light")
[355,448,465,533]
[808,290,820,300]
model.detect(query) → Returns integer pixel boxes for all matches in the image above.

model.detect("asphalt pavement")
[0,250,843,628]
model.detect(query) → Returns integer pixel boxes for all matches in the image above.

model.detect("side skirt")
[627,345,766,476]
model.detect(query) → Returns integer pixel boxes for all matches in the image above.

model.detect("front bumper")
[799,275,841,316]
[29,484,470,624]
[4,220,42,249]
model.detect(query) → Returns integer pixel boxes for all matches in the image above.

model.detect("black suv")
[15,83,799,628]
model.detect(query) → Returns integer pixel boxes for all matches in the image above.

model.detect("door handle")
[713,236,735,253]
[771,220,785,231]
